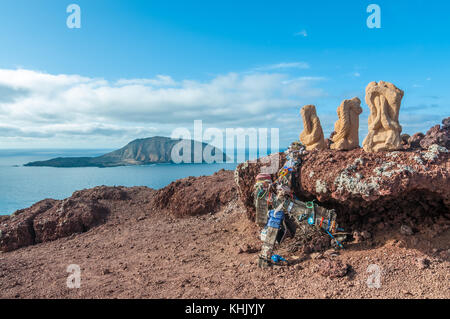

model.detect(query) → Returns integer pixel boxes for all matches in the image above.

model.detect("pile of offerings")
[254,141,349,268]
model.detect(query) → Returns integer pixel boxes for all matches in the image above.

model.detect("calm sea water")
[0,149,237,215]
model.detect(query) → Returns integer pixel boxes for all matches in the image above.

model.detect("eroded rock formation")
[420,117,450,149]
[0,186,145,252]
[300,105,326,151]
[33,199,109,244]
[152,169,237,217]
[0,190,113,252]
[363,81,404,152]
[331,97,363,151]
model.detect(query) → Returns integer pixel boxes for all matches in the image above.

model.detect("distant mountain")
[24,136,228,167]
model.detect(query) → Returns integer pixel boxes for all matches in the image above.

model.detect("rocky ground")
[0,169,449,299]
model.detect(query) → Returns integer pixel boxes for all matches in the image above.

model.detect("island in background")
[24,136,227,167]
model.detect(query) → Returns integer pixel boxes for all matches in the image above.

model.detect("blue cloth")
[271,255,286,263]
[267,210,284,229]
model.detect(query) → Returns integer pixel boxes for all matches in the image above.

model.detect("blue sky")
[0,0,448,149]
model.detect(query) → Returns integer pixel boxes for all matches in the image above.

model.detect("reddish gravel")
[0,170,449,299]
[0,170,236,253]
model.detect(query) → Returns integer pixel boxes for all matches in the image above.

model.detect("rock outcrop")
[363,81,404,152]
[408,132,425,150]
[0,187,118,252]
[0,199,58,252]
[403,117,449,151]
[419,117,450,149]
[330,97,363,151]
[300,105,327,151]
[33,199,109,244]
[153,169,237,217]
[236,121,449,230]
[0,186,148,252]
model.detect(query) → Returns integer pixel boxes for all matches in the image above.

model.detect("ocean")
[0,149,237,215]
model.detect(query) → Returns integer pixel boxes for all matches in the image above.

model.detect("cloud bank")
[2,68,442,149]
[0,68,327,148]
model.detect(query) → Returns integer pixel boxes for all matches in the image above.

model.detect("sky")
[0,0,449,149]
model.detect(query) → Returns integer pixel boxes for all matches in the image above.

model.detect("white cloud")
[294,30,308,37]
[254,62,310,71]
[0,123,157,138]
[115,75,176,87]
[0,68,327,148]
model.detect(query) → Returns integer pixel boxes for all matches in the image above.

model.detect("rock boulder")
[235,124,449,229]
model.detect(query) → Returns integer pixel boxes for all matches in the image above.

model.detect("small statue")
[363,81,404,152]
[300,105,326,151]
[331,97,363,151]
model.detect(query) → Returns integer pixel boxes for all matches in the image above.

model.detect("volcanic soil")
[0,170,449,299]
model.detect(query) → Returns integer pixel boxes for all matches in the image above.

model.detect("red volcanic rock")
[152,169,237,217]
[302,232,333,254]
[318,259,349,278]
[420,117,450,149]
[0,199,57,252]
[0,189,112,252]
[401,134,410,146]
[0,215,9,223]
[33,199,109,243]
[235,122,449,230]
[72,186,130,201]
[408,132,425,150]
[297,148,448,206]
[443,117,450,129]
